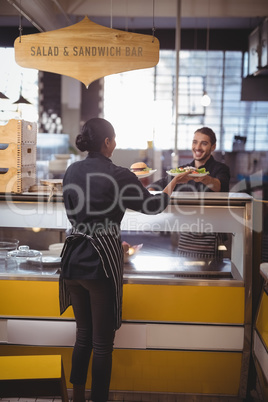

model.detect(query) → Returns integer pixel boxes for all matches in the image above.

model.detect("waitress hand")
[191,174,221,192]
[173,170,191,184]
[148,171,190,192]
[162,171,191,196]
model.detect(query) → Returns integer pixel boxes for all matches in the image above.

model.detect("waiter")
[148,126,230,193]
[148,126,231,258]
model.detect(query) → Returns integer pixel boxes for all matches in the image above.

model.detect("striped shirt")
[177,232,218,258]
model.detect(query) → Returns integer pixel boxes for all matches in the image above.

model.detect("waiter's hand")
[191,174,221,191]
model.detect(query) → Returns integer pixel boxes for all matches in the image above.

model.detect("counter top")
[0,191,253,230]
[0,191,253,204]
[0,256,244,287]
[171,192,252,201]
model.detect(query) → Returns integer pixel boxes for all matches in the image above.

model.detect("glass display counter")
[0,191,253,399]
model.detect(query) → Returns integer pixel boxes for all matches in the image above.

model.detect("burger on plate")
[130,162,151,176]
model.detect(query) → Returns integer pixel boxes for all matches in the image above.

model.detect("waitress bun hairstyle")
[76,118,115,152]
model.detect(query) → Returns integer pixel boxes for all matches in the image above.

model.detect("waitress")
[59,117,189,402]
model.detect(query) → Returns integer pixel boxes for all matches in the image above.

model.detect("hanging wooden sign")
[14,17,159,87]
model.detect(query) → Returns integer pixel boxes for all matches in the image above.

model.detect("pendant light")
[201,90,211,107]
[13,74,32,105]
[13,94,32,105]
[11,7,32,106]
[201,0,211,107]
[0,91,9,100]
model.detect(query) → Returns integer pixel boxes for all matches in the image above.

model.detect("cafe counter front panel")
[0,192,252,399]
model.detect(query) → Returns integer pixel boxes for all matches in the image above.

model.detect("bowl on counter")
[6,245,61,275]
[7,245,42,273]
[0,238,19,253]
[0,238,19,270]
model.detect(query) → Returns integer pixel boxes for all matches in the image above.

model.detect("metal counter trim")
[0,272,244,287]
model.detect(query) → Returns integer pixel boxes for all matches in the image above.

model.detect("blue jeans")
[65,278,115,402]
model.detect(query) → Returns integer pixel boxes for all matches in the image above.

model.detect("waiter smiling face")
[192,131,216,168]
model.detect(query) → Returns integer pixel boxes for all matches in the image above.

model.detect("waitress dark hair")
[195,127,216,146]
[76,117,115,152]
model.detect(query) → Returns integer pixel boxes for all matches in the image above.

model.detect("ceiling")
[0,0,267,33]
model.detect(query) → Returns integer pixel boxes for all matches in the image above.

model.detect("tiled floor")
[0,393,262,402]
[0,385,264,401]
[0,399,247,402]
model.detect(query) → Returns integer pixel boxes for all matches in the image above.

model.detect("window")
[103,68,155,149]
[0,48,38,124]
[104,50,268,151]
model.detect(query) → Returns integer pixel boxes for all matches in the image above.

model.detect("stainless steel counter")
[0,191,251,286]
[0,255,244,288]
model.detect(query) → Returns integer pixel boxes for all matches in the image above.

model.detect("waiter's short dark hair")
[194,127,216,145]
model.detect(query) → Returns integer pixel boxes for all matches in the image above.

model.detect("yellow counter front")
[0,277,245,396]
[253,263,268,401]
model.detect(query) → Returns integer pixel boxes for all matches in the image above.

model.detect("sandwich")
[130,162,151,176]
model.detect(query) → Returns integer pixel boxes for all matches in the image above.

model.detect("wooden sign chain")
[152,0,156,42]
[125,0,129,32]
[110,0,113,29]
[18,0,23,43]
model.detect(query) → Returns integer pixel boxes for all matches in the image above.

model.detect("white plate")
[166,170,185,176]
[188,172,209,177]
[166,170,209,177]
[42,256,61,266]
[134,169,157,179]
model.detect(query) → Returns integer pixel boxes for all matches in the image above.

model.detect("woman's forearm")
[162,172,190,196]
